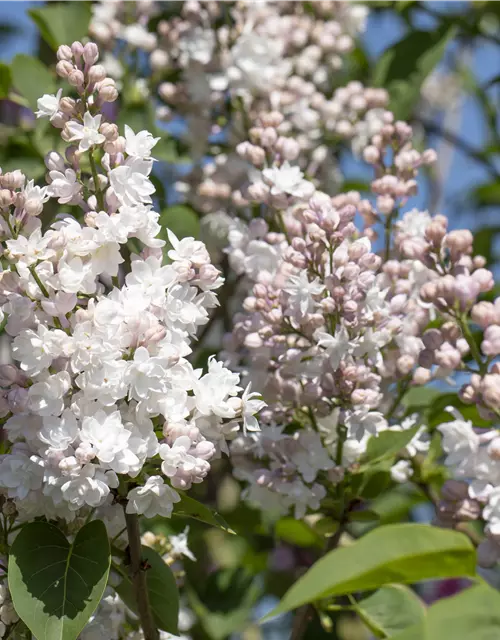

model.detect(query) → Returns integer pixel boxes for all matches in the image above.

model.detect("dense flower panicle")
[0,40,263,526]
[220,97,498,524]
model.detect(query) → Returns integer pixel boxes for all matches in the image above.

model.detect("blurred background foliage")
[1,1,500,638]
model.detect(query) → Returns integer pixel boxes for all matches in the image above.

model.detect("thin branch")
[290,522,347,640]
[124,510,159,640]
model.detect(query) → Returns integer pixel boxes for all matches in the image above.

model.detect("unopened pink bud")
[68,69,84,87]
[71,41,84,59]
[88,64,107,83]
[413,367,431,385]
[56,60,74,78]
[57,45,73,61]
[83,42,99,65]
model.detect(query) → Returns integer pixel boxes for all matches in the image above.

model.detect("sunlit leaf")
[11,54,55,111]
[372,25,457,119]
[267,524,475,617]
[354,584,426,638]
[28,2,92,50]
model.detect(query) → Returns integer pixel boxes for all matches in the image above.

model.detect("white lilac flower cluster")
[0,40,262,525]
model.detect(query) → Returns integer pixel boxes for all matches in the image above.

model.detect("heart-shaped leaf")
[8,520,111,640]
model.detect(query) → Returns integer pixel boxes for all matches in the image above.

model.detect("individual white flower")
[125,257,176,304]
[284,272,324,318]
[61,464,118,510]
[194,357,242,419]
[90,236,124,277]
[159,436,196,478]
[124,125,160,160]
[66,112,106,152]
[291,430,334,483]
[28,371,72,416]
[126,476,180,519]
[56,256,96,294]
[125,347,169,401]
[240,383,265,435]
[168,526,196,561]
[80,410,131,465]
[438,407,479,469]
[0,451,44,500]
[35,88,63,121]
[345,407,388,441]
[109,157,155,206]
[39,410,79,451]
[167,230,210,267]
[391,460,413,483]
[353,327,392,368]
[275,479,326,520]
[262,162,315,199]
[22,180,51,217]
[12,326,68,376]
[48,168,82,204]
[6,227,53,266]
[76,360,128,406]
[316,325,357,370]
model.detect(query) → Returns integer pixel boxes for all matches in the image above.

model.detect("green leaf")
[427,393,492,429]
[28,2,92,50]
[472,225,500,265]
[391,584,500,639]
[354,585,426,638]
[361,425,421,467]
[116,545,179,635]
[0,62,12,99]
[470,183,500,207]
[349,509,381,523]
[154,137,182,163]
[371,488,426,526]
[174,493,235,535]
[188,569,261,640]
[267,524,475,618]
[372,26,457,119]
[359,469,392,500]
[160,205,200,251]
[11,54,55,111]
[8,520,111,640]
[275,518,323,548]
[402,387,442,411]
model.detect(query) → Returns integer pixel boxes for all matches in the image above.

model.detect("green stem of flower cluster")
[89,150,105,211]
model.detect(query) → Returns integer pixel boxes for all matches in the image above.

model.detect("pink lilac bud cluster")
[223,113,441,517]
[362,117,437,223]
[0,41,263,526]
[36,41,118,135]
